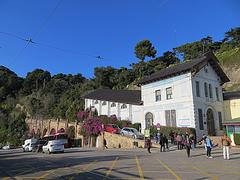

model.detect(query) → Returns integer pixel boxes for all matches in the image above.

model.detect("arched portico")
[145,112,154,130]
[206,108,216,136]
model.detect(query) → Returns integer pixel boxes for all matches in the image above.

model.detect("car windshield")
[112,124,118,128]
[131,129,140,134]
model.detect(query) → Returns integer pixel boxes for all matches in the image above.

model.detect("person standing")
[159,133,165,152]
[146,138,151,153]
[185,133,192,158]
[221,133,232,160]
[163,135,169,151]
[205,136,213,158]
[176,134,182,150]
[189,133,195,150]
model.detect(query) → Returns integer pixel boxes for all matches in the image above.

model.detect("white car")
[42,140,64,154]
[22,138,37,152]
[2,145,10,150]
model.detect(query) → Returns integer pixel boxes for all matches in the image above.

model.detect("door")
[145,112,153,130]
[206,108,216,136]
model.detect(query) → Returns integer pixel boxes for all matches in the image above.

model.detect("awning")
[223,117,240,126]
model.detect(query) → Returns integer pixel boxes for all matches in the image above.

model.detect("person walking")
[205,136,213,158]
[146,138,151,153]
[185,132,192,157]
[159,133,165,152]
[103,138,108,149]
[221,133,232,160]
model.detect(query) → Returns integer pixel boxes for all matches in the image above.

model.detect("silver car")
[120,127,144,139]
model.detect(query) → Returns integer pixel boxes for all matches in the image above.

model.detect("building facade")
[84,53,229,139]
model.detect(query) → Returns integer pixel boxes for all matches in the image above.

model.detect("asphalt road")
[0,146,240,180]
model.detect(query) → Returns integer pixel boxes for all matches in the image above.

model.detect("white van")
[22,138,37,152]
[42,140,64,154]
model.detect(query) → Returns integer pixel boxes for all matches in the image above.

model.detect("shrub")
[150,125,196,138]
[115,120,131,129]
[129,123,141,131]
[233,133,240,145]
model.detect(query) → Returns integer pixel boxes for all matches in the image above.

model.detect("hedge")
[233,133,240,145]
[150,126,196,138]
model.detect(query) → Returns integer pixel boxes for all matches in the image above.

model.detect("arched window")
[121,104,127,109]
[94,100,98,104]
[102,101,107,106]
[145,112,153,129]
[111,103,116,107]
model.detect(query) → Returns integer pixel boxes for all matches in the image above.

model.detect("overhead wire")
[10,0,64,61]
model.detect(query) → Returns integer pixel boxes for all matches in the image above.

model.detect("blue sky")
[0,0,239,78]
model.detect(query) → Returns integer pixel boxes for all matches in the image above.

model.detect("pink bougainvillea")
[77,111,89,121]
[82,117,103,136]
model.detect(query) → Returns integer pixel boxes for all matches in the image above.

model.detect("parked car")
[2,145,14,150]
[22,138,38,152]
[105,124,121,134]
[42,140,64,154]
[32,140,47,152]
[120,127,144,139]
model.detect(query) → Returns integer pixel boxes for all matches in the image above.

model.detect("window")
[110,103,116,107]
[216,87,219,101]
[165,110,176,127]
[218,112,223,130]
[94,100,98,104]
[204,82,208,97]
[166,87,172,100]
[198,109,204,130]
[155,90,161,101]
[196,81,200,97]
[121,104,127,109]
[209,84,213,98]
[102,101,106,106]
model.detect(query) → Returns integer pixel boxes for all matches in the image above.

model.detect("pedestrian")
[185,132,192,157]
[163,135,169,151]
[169,131,174,144]
[198,134,207,151]
[146,138,151,153]
[176,133,182,150]
[189,133,195,150]
[159,133,165,152]
[103,138,108,149]
[221,133,232,160]
[181,134,185,149]
[205,136,213,158]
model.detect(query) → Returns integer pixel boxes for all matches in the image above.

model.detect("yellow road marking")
[83,160,98,171]
[157,159,181,180]
[135,155,144,180]
[192,166,219,180]
[104,157,119,179]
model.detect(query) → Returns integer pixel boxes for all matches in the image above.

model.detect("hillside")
[216,48,240,91]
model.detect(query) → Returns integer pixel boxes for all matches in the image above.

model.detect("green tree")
[224,27,240,46]
[22,69,51,95]
[135,40,157,61]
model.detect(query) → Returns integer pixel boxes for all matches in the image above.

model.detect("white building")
[84,52,229,139]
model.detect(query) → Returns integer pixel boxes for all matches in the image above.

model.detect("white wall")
[140,72,195,131]
[192,63,225,138]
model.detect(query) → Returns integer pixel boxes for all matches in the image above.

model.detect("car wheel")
[132,135,136,139]
[121,133,124,136]
[48,149,51,154]
[23,148,25,152]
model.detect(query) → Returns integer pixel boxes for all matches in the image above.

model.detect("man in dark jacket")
[159,133,165,152]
